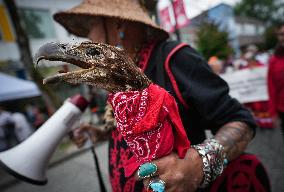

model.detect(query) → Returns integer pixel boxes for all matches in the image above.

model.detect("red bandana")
[108,84,190,177]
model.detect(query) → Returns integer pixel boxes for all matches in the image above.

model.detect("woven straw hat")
[54,0,169,40]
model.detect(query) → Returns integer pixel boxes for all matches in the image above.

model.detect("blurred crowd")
[208,22,284,133]
[0,104,48,151]
[208,44,271,75]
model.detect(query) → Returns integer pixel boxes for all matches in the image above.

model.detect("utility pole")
[4,0,61,113]
[170,0,181,41]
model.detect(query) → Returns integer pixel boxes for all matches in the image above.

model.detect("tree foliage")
[263,25,278,50]
[196,22,233,60]
[234,0,284,25]
[19,9,44,39]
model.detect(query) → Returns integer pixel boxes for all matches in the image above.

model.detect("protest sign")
[220,67,268,103]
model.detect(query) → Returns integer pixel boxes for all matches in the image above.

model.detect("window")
[243,24,256,35]
[257,26,265,35]
[18,8,56,39]
[236,24,243,35]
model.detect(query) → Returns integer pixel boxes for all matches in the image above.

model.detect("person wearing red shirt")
[268,22,284,135]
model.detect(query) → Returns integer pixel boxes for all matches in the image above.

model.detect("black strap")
[145,41,190,108]
[91,146,106,192]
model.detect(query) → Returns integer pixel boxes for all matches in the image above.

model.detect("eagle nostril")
[86,48,101,57]
[60,44,67,49]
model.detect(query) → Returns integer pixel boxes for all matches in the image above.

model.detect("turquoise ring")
[148,179,166,192]
[137,162,158,179]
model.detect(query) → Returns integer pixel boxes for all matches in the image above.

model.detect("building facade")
[0,0,84,76]
[180,3,266,56]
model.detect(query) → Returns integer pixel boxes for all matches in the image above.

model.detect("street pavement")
[246,127,284,192]
[0,126,283,192]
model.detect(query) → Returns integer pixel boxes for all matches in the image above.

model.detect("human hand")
[69,124,111,148]
[137,148,204,192]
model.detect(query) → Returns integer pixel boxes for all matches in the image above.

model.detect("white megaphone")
[0,94,88,185]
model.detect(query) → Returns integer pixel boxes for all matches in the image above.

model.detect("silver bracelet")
[192,139,228,188]
[205,139,227,180]
[192,144,212,188]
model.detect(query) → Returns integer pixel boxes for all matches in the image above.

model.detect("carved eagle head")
[35,42,151,92]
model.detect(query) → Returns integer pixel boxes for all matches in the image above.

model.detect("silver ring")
[148,179,166,192]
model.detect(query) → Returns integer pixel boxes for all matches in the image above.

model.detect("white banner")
[220,67,268,103]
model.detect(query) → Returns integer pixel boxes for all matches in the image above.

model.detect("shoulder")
[156,41,207,66]
[157,41,202,58]
[0,112,13,123]
[269,55,278,64]
[168,42,212,73]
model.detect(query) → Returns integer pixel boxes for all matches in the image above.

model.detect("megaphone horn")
[0,95,88,185]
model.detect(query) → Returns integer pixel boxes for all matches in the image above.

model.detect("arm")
[169,46,256,186]
[170,46,257,135]
[139,45,256,191]
[214,121,254,161]
[70,103,114,147]
[140,123,254,191]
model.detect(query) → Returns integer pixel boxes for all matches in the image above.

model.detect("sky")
[158,0,241,18]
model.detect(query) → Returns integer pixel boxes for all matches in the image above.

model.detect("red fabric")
[210,154,270,192]
[109,130,147,192]
[164,43,190,109]
[268,55,284,116]
[108,83,190,177]
[172,0,190,29]
[138,41,157,72]
[244,101,273,129]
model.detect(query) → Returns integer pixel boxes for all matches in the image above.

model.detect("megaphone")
[0,94,88,185]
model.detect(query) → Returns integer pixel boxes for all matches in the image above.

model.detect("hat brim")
[54,8,169,41]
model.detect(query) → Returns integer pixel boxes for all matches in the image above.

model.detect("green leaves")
[234,0,284,25]
[196,22,233,60]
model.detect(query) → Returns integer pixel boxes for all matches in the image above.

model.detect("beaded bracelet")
[192,139,228,188]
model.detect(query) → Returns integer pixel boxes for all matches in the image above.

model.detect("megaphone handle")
[90,146,107,192]
[86,132,106,192]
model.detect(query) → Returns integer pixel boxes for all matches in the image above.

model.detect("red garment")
[244,101,273,129]
[268,55,284,116]
[210,154,270,192]
[108,83,190,177]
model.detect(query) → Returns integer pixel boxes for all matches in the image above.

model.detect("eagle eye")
[86,48,101,57]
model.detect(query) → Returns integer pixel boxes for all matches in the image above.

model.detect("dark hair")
[277,22,284,30]
[275,22,284,57]
[275,46,284,57]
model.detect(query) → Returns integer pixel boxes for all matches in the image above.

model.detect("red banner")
[159,6,175,33]
[172,0,190,29]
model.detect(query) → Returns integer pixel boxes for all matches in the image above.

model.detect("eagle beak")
[34,42,68,67]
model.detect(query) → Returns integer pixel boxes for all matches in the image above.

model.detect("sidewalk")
[246,126,284,192]
[0,127,283,192]
[0,141,111,192]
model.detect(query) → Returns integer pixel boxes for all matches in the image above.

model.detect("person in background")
[256,50,270,66]
[25,104,48,129]
[241,45,262,69]
[232,53,248,71]
[25,104,36,125]
[208,56,223,74]
[0,106,17,151]
[12,112,34,142]
[268,22,284,136]
[240,45,274,129]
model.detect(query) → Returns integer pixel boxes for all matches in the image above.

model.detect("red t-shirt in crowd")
[268,55,284,116]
